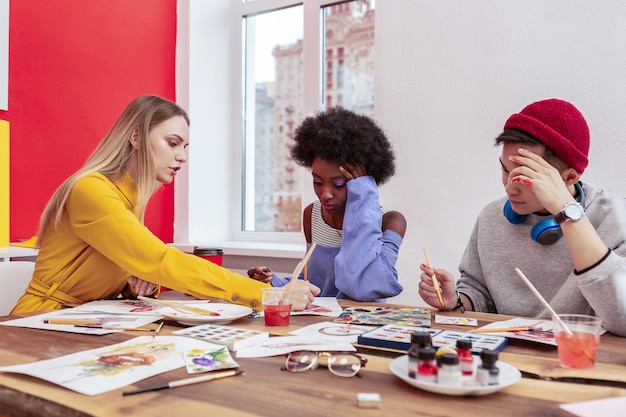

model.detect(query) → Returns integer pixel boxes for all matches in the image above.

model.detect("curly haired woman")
[248,107,406,301]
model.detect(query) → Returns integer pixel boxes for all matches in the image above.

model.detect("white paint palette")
[173,324,269,351]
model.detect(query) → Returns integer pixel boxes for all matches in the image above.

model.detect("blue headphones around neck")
[503,182,584,245]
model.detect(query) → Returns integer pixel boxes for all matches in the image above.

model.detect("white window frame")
[175,0,361,257]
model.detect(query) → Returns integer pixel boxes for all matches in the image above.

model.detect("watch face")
[564,203,584,220]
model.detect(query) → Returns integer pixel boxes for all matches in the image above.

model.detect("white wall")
[178,0,626,307]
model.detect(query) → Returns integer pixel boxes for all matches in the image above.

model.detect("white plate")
[159,303,253,325]
[389,355,521,396]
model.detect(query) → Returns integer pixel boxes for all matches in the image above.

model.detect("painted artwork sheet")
[235,336,355,358]
[0,336,222,396]
[0,301,162,335]
[474,318,560,346]
[289,321,373,344]
[290,297,344,317]
[334,306,432,327]
[68,298,176,316]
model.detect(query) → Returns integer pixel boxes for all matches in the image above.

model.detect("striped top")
[311,200,387,247]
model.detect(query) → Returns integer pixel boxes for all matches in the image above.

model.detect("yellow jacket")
[11,172,267,313]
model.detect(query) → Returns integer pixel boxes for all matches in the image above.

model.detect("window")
[237,0,375,241]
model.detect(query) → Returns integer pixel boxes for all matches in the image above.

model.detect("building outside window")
[239,0,375,238]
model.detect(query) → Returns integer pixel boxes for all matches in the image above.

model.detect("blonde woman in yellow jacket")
[11,95,319,314]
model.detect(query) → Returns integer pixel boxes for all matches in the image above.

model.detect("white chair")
[0,261,35,315]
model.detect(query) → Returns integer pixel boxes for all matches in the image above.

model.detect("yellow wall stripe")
[0,120,9,247]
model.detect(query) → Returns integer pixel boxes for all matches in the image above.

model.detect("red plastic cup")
[262,287,293,326]
[554,314,602,369]
[193,246,224,266]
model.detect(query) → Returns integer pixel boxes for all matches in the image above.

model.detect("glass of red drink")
[262,287,294,326]
[554,314,602,369]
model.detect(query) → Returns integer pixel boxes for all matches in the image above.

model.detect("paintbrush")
[122,369,244,396]
[137,296,220,317]
[283,243,317,294]
[514,267,593,360]
[423,247,445,310]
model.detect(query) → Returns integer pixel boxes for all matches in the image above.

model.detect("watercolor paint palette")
[334,306,432,327]
[173,324,269,352]
[357,324,442,351]
[431,330,508,354]
[357,325,507,353]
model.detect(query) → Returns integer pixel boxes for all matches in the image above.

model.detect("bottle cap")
[456,339,472,350]
[480,349,499,366]
[439,352,460,365]
[417,346,436,360]
[410,331,433,347]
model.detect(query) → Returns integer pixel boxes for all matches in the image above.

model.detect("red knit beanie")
[503,98,590,173]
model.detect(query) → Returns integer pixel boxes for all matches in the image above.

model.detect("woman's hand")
[247,266,273,283]
[418,264,457,310]
[290,280,321,311]
[339,163,367,181]
[127,276,158,296]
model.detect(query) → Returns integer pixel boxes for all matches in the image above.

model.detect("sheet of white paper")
[0,336,222,396]
[68,299,173,316]
[435,315,478,326]
[474,318,559,346]
[235,335,355,358]
[289,296,343,317]
[559,396,626,417]
[289,322,372,344]
[0,308,161,335]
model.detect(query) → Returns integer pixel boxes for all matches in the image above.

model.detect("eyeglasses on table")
[282,351,367,377]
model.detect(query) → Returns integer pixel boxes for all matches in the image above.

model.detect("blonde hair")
[37,95,189,246]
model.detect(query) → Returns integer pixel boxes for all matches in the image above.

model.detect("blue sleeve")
[270,272,291,287]
[334,176,404,300]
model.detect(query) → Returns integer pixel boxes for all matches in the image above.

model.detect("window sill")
[170,241,307,259]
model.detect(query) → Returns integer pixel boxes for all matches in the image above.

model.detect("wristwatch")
[554,202,585,224]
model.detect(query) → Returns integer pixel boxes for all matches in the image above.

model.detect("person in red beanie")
[418,98,626,337]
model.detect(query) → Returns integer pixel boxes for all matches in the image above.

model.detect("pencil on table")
[44,319,101,326]
[74,325,154,331]
[423,247,445,310]
[473,326,534,333]
[154,322,164,336]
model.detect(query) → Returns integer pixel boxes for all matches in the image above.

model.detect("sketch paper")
[0,307,161,335]
[290,297,344,317]
[289,322,372,344]
[559,396,626,417]
[474,318,559,345]
[435,315,478,326]
[69,299,171,316]
[0,336,223,396]
[235,336,355,358]
[183,346,239,374]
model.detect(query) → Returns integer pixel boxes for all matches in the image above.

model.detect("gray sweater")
[456,182,626,336]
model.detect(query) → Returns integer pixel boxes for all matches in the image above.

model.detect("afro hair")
[290,106,396,185]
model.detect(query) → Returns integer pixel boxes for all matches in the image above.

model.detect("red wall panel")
[1,0,178,242]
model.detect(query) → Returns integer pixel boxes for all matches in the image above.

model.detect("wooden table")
[1,300,625,417]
